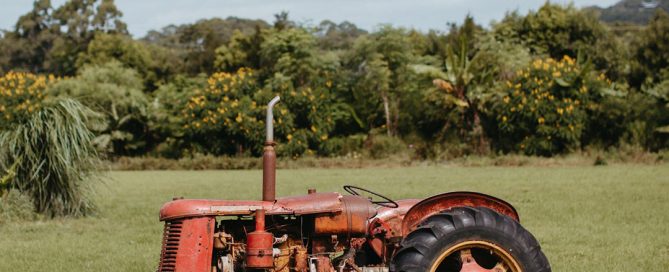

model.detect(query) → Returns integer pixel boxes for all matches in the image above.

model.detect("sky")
[0,0,620,37]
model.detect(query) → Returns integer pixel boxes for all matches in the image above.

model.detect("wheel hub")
[430,241,521,272]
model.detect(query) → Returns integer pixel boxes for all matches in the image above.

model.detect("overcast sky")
[0,0,620,37]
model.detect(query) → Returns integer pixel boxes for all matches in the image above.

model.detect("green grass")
[0,165,667,271]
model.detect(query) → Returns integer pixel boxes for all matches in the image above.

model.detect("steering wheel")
[343,185,399,208]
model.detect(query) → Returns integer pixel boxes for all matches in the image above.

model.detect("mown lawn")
[0,165,667,271]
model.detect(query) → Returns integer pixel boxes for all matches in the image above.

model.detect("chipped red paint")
[159,192,344,221]
[400,192,519,237]
[246,209,274,268]
[157,217,215,272]
[371,199,420,237]
[364,199,420,259]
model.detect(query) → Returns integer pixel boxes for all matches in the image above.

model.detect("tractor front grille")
[157,220,183,272]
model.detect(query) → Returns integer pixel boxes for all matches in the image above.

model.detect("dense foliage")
[0,0,667,161]
[495,56,616,155]
[0,72,56,128]
[0,72,100,217]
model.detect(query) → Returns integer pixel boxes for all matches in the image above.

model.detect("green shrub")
[367,135,406,159]
[49,61,148,155]
[495,56,615,156]
[182,68,265,155]
[181,67,342,158]
[318,134,366,157]
[0,98,100,217]
[148,74,207,158]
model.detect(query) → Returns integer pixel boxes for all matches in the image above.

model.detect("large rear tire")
[391,206,550,272]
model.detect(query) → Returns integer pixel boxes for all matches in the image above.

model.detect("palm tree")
[413,39,494,153]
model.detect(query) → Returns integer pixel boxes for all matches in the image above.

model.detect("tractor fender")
[400,191,518,237]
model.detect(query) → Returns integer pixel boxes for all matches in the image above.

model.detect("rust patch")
[400,192,519,237]
[159,192,344,221]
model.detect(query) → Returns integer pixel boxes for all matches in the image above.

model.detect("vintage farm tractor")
[156,96,551,272]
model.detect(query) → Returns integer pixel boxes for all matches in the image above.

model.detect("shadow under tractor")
[156,96,551,272]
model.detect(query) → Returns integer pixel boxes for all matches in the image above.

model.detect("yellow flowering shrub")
[261,73,338,157]
[182,68,340,157]
[496,56,613,156]
[0,72,57,130]
[182,68,266,155]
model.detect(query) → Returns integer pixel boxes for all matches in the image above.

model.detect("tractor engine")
[157,193,386,272]
[213,196,378,272]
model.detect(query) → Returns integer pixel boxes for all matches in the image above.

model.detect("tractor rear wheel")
[391,207,550,272]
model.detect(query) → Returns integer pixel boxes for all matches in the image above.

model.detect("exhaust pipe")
[263,96,280,202]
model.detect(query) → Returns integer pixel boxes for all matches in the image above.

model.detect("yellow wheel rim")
[429,240,522,272]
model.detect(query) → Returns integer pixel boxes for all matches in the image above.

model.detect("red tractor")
[156,97,551,272]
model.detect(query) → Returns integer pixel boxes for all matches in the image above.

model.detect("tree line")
[1,0,668,160]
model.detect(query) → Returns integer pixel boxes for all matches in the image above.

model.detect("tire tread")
[391,207,551,272]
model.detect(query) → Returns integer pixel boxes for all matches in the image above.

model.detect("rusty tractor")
[156,96,551,272]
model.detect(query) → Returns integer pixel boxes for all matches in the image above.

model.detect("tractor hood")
[159,192,346,221]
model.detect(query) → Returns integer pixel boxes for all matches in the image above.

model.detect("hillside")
[587,0,669,24]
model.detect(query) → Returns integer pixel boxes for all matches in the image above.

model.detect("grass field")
[0,165,667,271]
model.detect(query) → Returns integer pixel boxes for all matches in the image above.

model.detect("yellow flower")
[502,116,507,122]
[503,96,510,104]
[235,113,242,123]
[320,134,328,141]
[311,125,317,132]
[563,55,575,65]
[538,117,545,124]
[286,134,293,140]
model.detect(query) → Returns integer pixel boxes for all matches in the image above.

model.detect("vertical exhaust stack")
[263,96,280,202]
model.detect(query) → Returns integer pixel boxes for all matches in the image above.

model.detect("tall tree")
[50,0,128,74]
[0,0,129,75]
[631,10,669,87]
[315,20,367,50]
[0,0,59,73]
[348,26,416,136]
[142,17,268,74]
[494,3,626,80]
